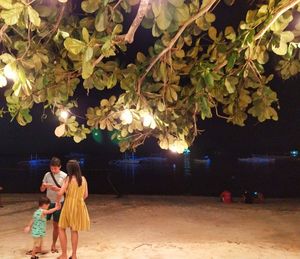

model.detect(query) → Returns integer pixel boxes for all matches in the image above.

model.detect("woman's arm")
[83,177,88,200]
[56,177,69,203]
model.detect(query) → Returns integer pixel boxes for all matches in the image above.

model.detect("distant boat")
[109,159,141,165]
[18,156,50,167]
[238,155,275,163]
[109,155,167,166]
[193,156,211,164]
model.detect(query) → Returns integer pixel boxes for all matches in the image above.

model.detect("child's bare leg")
[32,246,38,257]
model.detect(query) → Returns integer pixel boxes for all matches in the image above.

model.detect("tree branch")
[0,24,8,43]
[93,54,105,67]
[45,3,66,44]
[113,0,123,10]
[136,0,219,94]
[124,0,150,43]
[254,0,300,41]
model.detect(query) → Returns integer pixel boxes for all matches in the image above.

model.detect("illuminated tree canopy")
[0,0,299,152]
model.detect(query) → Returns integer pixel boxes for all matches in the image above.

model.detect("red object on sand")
[220,191,232,203]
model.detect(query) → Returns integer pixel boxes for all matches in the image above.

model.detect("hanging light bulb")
[4,63,18,81]
[169,139,188,154]
[60,110,69,120]
[0,75,7,88]
[143,114,152,127]
[120,109,133,124]
[142,113,157,129]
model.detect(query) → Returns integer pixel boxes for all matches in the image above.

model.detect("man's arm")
[40,173,48,192]
[40,183,46,192]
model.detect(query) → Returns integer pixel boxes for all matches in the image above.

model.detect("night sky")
[0,1,299,156]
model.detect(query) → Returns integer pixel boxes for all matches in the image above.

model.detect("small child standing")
[24,197,60,259]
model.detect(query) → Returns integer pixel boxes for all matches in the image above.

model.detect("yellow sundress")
[59,177,90,231]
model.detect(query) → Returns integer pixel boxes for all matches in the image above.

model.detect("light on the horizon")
[4,63,18,81]
[120,109,133,124]
[290,150,299,157]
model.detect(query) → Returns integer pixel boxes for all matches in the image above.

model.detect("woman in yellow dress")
[56,160,90,259]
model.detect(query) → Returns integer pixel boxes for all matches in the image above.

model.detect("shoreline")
[1,194,299,258]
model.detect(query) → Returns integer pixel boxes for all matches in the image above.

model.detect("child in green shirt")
[24,196,60,259]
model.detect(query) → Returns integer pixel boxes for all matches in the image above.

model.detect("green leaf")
[0,4,24,25]
[208,27,217,41]
[0,0,12,9]
[203,72,214,87]
[107,73,117,89]
[27,6,41,27]
[0,53,16,64]
[82,61,94,79]
[280,31,294,42]
[272,40,287,56]
[81,0,99,13]
[82,27,90,43]
[168,0,184,7]
[204,12,215,23]
[224,26,236,41]
[136,52,146,63]
[152,0,161,17]
[225,78,236,94]
[95,9,108,32]
[174,4,189,23]
[156,6,172,30]
[84,47,93,62]
[64,38,86,55]
[112,24,123,35]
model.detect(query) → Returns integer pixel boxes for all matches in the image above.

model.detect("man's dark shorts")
[46,202,63,222]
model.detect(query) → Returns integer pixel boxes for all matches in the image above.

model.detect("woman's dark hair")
[66,160,82,186]
[39,196,50,206]
[50,157,61,167]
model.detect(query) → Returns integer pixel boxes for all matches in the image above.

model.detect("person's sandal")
[30,256,39,259]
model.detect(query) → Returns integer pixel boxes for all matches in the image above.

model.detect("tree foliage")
[0,0,299,152]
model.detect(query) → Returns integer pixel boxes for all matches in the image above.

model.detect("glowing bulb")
[0,75,7,88]
[143,114,152,127]
[169,140,188,153]
[169,143,178,153]
[4,64,18,81]
[60,110,69,120]
[142,113,157,129]
[120,109,133,124]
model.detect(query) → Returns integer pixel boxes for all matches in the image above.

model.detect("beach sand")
[0,194,299,259]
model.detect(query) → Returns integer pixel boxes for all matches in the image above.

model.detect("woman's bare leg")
[58,227,67,259]
[71,229,78,259]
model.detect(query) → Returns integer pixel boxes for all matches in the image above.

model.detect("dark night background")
[0,1,299,156]
[0,1,299,197]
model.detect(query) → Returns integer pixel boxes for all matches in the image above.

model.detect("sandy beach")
[0,194,299,259]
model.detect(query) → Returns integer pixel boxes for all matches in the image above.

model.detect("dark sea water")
[0,153,299,198]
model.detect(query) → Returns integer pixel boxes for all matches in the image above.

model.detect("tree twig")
[45,4,66,44]
[254,0,300,41]
[136,0,219,94]
[0,24,8,43]
[113,0,123,10]
[124,0,150,43]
